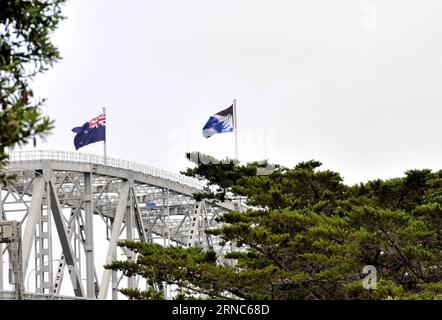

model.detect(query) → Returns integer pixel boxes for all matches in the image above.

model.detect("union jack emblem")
[88,114,106,129]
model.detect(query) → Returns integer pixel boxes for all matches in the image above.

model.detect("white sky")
[21,0,442,185]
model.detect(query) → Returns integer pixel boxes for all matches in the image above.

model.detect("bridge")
[0,150,240,299]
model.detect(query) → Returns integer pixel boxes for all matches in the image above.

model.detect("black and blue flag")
[202,105,234,138]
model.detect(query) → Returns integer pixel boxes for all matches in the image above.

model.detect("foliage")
[108,156,442,300]
[0,0,65,182]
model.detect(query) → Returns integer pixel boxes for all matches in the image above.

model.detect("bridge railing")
[9,150,206,190]
[0,290,91,300]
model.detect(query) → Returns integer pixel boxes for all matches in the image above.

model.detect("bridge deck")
[6,150,236,211]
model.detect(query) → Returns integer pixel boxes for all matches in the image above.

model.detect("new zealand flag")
[72,113,106,150]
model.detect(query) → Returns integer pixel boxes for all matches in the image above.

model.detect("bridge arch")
[1,150,237,299]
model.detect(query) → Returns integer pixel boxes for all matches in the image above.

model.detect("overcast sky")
[21,0,442,185]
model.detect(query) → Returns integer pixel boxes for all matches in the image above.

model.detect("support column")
[126,196,134,289]
[0,193,3,292]
[8,235,23,300]
[35,175,53,294]
[162,188,170,246]
[112,249,118,300]
[73,218,82,286]
[48,180,85,297]
[167,188,170,245]
[130,188,147,243]
[187,201,203,247]
[1,220,23,300]
[22,176,45,277]
[162,190,167,246]
[0,243,3,292]
[84,172,95,298]
[98,181,129,299]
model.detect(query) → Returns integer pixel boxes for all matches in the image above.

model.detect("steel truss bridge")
[0,150,239,300]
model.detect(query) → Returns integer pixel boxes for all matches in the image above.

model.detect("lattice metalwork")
[0,150,239,300]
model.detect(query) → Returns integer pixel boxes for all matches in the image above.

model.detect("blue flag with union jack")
[72,113,106,150]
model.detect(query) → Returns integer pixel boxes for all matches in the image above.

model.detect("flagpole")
[103,107,107,165]
[233,99,238,160]
[232,99,239,264]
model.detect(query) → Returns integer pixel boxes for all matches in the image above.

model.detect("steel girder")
[0,152,236,299]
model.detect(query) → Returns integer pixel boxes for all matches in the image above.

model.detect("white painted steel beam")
[22,176,45,277]
[98,181,129,299]
[48,180,85,297]
[84,172,95,298]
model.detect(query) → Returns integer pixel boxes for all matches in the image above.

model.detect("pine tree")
[108,154,442,300]
[0,0,65,183]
